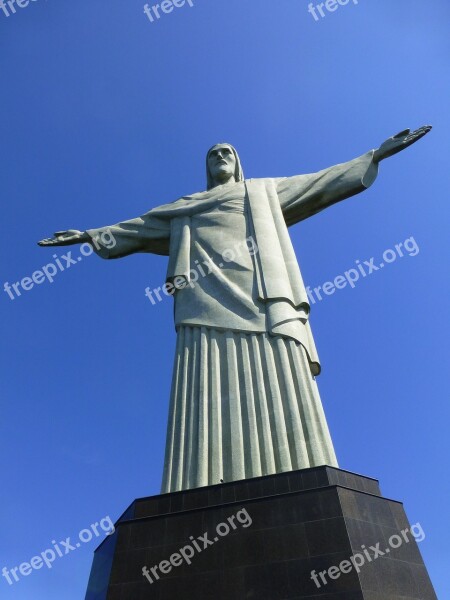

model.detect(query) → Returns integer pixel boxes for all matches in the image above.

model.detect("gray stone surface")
[38,128,432,492]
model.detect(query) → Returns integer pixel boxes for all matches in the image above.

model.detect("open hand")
[38,230,89,247]
[374,125,432,163]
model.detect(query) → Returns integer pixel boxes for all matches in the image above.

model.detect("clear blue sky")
[1,1,448,598]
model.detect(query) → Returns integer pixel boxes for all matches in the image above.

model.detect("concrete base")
[85,466,436,599]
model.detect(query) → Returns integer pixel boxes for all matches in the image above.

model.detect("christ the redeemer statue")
[39,126,431,493]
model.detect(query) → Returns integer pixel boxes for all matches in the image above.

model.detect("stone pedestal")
[85,466,436,599]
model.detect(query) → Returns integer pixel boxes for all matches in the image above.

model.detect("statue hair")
[206,143,244,190]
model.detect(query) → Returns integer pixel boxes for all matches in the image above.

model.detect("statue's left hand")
[374,125,432,163]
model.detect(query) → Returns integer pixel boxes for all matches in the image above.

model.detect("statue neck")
[211,176,237,190]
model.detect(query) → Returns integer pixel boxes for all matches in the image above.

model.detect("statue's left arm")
[277,126,431,227]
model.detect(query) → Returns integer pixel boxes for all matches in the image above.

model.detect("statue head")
[206,143,244,190]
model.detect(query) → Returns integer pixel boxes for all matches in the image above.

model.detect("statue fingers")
[393,128,411,139]
[412,125,432,137]
[38,237,57,246]
[404,126,432,144]
[53,229,81,239]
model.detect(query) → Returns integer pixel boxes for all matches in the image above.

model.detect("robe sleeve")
[276,151,379,227]
[86,211,170,259]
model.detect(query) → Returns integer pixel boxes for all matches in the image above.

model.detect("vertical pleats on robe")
[161,326,338,493]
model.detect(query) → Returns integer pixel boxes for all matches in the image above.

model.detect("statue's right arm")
[38,213,171,259]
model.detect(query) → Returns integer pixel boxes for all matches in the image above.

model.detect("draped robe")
[88,151,378,492]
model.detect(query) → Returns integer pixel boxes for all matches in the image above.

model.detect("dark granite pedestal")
[85,467,436,600]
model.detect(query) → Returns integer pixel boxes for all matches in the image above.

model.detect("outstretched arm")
[277,125,432,227]
[38,212,171,258]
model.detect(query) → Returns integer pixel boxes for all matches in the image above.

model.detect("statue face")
[207,145,237,183]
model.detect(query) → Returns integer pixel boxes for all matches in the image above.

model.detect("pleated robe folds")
[87,151,378,492]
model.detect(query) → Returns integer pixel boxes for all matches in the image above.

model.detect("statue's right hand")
[38,230,89,247]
